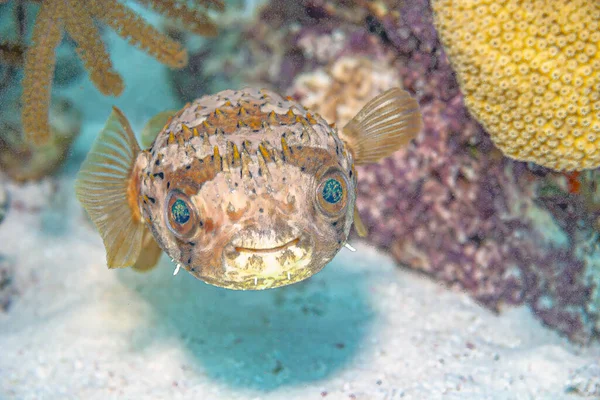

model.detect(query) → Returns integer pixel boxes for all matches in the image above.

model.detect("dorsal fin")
[75,106,157,269]
[341,88,422,165]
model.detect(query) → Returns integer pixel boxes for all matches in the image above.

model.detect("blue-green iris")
[322,178,343,204]
[171,199,190,224]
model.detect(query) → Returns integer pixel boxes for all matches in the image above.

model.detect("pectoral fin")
[140,110,178,148]
[132,229,163,271]
[341,88,422,165]
[75,106,151,269]
[353,206,368,237]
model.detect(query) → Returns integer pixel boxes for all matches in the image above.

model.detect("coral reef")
[293,55,403,127]
[432,0,600,171]
[0,97,82,182]
[242,0,600,342]
[14,0,223,145]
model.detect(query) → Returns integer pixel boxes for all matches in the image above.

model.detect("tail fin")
[75,106,153,268]
[341,88,422,165]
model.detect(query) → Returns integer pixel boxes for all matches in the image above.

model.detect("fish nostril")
[225,202,248,221]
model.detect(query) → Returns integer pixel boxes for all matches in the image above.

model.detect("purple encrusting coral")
[352,0,599,343]
[246,0,599,343]
[359,0,600,343]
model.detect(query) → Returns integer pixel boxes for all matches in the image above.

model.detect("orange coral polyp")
[432,0,600,171]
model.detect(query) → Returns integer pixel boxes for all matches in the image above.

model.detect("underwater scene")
[0,0,599,398]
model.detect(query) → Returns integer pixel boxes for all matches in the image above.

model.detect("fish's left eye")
[322,179,343,204]
[166,190,198,238]
[316,170,349,218]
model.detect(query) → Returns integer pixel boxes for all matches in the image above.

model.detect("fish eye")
[316,170,349,218]
[166,190,198,238]
[322,178,343,204]
[171,199,190,224]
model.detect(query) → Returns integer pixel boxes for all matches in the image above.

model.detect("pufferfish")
[75,87,421,290]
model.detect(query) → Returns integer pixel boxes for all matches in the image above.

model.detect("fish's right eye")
[166,190,198,238]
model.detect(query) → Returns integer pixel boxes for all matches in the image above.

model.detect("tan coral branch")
[59,0,124,96]
[137,0,218,37]
[21,0,62,145]
[19,0,224,145]
[90,0,188,69]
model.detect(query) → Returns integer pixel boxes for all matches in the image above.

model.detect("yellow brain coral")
[432,0,600,171]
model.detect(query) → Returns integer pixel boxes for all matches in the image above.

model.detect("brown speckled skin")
[134,88,356,289]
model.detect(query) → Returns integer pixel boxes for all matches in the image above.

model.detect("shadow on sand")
[118,255,375,391]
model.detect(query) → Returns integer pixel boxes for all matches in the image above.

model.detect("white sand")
[0,179,598,400]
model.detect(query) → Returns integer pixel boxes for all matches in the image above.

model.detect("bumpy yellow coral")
[432,0,600,171]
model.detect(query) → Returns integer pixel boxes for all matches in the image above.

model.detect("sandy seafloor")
[1,179,600,400]
[1,4,600,399]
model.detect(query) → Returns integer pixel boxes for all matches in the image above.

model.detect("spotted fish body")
[76,87,422,290]
[138,88,356,289]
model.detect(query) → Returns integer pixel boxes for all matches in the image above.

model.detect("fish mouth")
[220,232,316,289]
[234,238,301,254]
